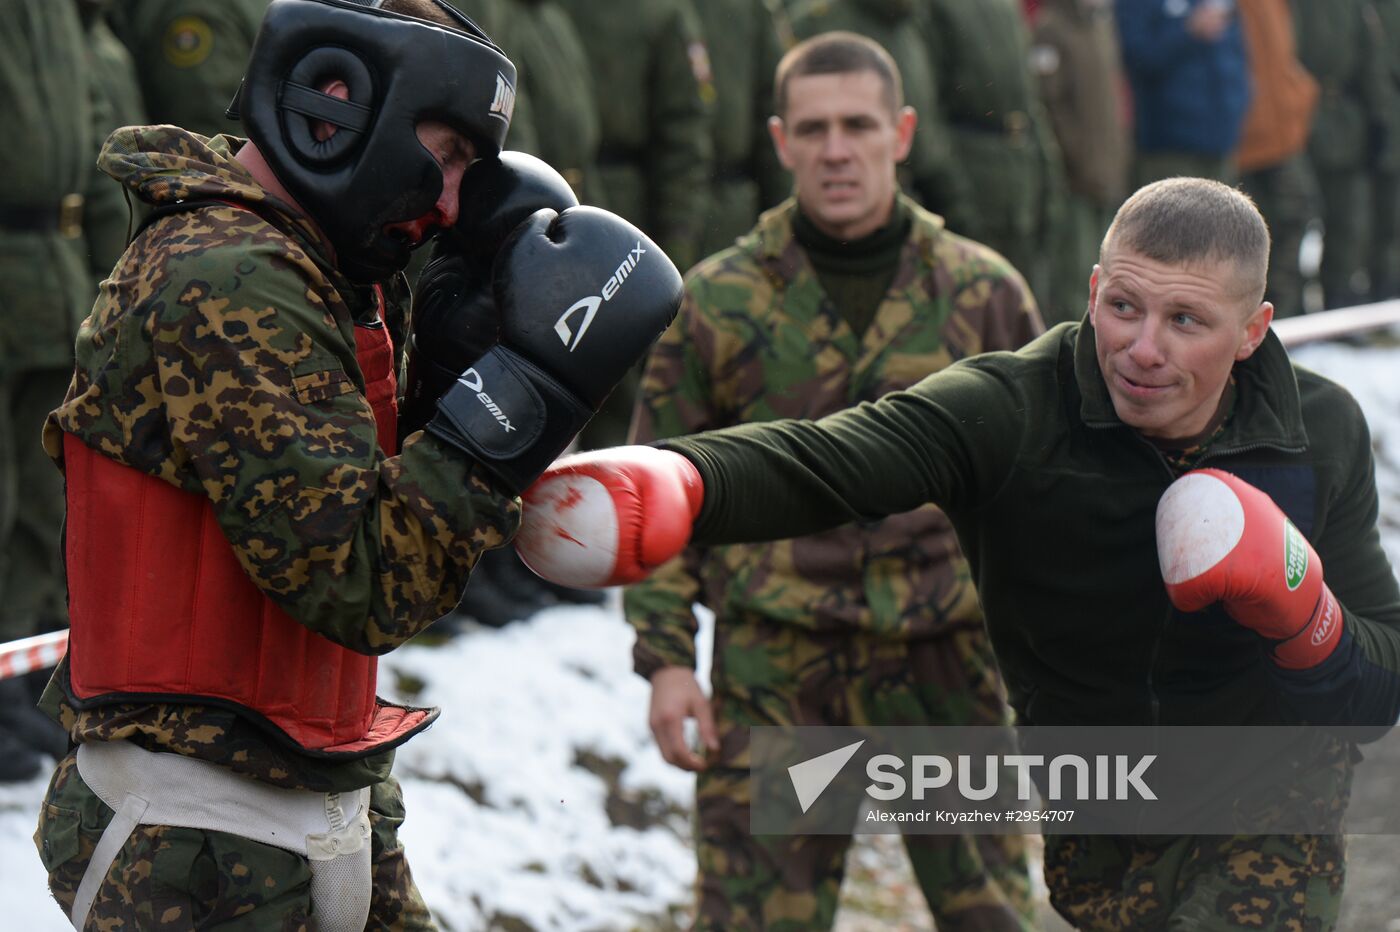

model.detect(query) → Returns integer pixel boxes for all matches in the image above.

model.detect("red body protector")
[64,287,431,757]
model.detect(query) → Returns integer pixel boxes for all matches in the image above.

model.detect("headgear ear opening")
[281,47,375,164]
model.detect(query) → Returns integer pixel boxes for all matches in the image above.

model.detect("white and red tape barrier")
[0,630,68,681]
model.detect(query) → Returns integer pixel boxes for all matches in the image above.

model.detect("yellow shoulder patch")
[687,40,715,105]
[163,16,214,68]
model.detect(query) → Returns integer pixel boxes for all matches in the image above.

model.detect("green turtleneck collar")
[792,198,912,339]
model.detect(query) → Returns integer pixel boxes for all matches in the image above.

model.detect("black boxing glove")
[426,206,683,495]
[400,152,578,446]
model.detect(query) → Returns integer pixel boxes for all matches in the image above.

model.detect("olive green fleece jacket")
[666,321,1400,728]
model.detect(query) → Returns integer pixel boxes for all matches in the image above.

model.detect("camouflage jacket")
[40,126,520,790]
[624,195,1042,676]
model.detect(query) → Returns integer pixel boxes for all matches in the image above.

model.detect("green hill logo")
[1284,521,1308,591]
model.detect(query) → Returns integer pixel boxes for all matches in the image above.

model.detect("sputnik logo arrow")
[787,739,865,813]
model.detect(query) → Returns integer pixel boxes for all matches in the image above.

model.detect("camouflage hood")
[98,125,331,258]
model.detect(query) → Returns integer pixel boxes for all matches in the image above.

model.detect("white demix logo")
[554,242,647,352]
[489,72,516,122]
[460,368,515,433]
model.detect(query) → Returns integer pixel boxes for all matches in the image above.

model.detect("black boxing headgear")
[230,0,516,282]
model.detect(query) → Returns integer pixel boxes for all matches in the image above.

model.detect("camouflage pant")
[1044,832,1345,931]
[1045,735,1351,930]
[693,619,1034,931]
[34,750,435,930]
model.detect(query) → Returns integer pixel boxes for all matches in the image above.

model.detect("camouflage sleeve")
[179,250,520,649]
[622,284,720,676]
[136,242,516,653]
[945,232,1047,352]
[647,0,716,272]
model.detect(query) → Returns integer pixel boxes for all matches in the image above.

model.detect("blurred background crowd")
[4,0,1400,782]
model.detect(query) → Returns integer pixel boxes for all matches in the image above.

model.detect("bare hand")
[648,666,719,771]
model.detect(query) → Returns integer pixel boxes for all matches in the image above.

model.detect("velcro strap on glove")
[427,345,593,495]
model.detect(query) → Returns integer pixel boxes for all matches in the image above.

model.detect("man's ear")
[893,106,917,163]
[312,79,351,142]
[768,115,794,171]
[1236,301,1275,361]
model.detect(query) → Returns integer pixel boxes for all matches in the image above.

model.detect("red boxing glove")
[1156,468,1342,669]
[515,446,704,587]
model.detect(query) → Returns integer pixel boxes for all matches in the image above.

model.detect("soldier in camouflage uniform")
[693,0,792,258]
[1290,0,1393,308]
[106,0,272,139]
[28,0,682,924]
[0,0,92,784]
[625,33,1042,931]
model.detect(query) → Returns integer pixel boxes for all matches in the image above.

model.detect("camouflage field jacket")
[625,194,1042,676]
[41,127,519,789]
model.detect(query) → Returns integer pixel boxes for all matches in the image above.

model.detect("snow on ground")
[0,338,1397,931]
[383,602,707,931]
[1291,340,1400,571]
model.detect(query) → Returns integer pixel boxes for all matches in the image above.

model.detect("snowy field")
[1,337,1397,930]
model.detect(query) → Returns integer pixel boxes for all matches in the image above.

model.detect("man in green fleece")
[625,31,1041,931]
[519,175,1400,931]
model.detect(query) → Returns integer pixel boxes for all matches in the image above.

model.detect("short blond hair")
[1100,178,1271,304]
